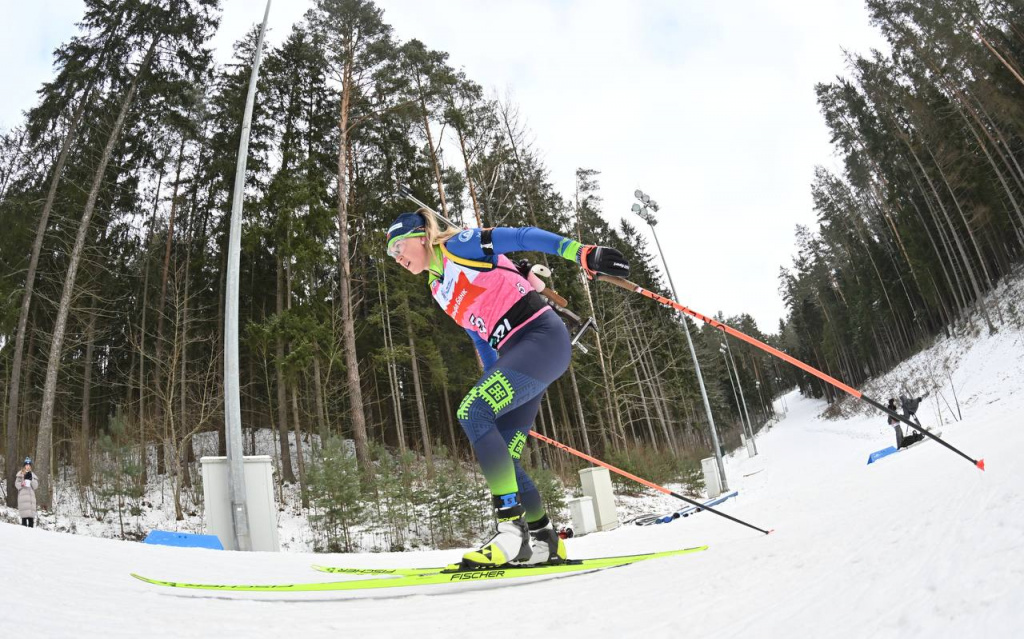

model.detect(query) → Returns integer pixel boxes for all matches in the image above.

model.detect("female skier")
[386,210,629,569]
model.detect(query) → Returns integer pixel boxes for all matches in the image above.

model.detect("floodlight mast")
[632,189,727,489]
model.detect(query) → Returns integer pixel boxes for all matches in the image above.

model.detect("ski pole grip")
[541,288,569,308]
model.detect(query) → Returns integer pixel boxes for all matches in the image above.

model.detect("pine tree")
[33,0,219,507]
[310,0,404,475]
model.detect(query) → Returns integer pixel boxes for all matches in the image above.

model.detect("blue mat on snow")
[143,530,224,550]
[867,446,899,465]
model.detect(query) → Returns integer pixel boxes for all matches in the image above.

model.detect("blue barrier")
[143,530,224,550]
[867,446,899,465]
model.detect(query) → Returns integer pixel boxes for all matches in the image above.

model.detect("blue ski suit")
[435,226,582,522]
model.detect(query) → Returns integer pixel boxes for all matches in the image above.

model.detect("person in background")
[880,397,913,446]
[889,394,927,449]
[900,394,925,425]
[886,398,905,448]
[15,457,39,528]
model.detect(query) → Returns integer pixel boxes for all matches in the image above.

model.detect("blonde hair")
[421,207,461,247]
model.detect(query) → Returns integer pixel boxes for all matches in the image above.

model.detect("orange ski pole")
[529,431,772,535]
[596,275,984,471]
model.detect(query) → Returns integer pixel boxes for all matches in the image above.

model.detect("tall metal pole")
[771,359,789,415]
[637,199,727,490]
[755,379,772,421]
[723,341,757,455]
[720,348,744,436]
[224,0,272,552]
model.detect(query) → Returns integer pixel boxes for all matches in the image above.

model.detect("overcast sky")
[1,1,886,332]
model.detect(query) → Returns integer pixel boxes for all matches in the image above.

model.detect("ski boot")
[513,515,567,566]
[460,493,531,570]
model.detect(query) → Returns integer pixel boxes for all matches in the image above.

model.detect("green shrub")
[306,437,367,553]
[90,406,145,540]
[423,446,488,549]
[365,443,415,552]
[603,444,703,497]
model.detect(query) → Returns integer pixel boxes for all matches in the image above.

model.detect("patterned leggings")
[457,310,571,522]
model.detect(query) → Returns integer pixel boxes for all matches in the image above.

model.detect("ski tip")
[766,529,775,535]
[976,459,985,471]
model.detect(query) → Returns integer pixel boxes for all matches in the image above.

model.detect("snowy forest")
[2,0,1023,551]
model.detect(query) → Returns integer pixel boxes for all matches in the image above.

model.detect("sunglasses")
[387,237,408,259]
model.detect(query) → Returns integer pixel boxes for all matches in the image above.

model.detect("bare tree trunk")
[557,384,580,451]
[630,308,675,451]
[571,185,624,450]
[5,90,91,507]
[179,211,194,490]
[543,394,563,476]
[651,346,682,452]
[167,311,183,520]
[838,112,927,315]
[418,89,448,215]
[905,162,968,312]
[442,382,459,458]
[34,39,158,507]
[406,319,434,477]
[275,256,296,483]
[367,364,384,447]
[137,141,166,486]
[829,198,912,352]
[631,348,658,446]
[906,140,989,314]
[80,298,97,484]
[312,355,327,440]
[904,180,962,318]
[378,265,406,453]
[0,128,28,201]
[453,124,482,226]
[283,256,306,502]
[154,136,186,475]
[291,388,309,508]
[336,57,371,474]
[946,80,1024,236]
[641,336,678,455]
[925,145,994,288]
[566,363,592,456]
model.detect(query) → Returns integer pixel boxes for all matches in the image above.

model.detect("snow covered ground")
[4,302,1024,637]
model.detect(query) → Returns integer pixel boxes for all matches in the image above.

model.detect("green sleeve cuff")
[558,238,583,262]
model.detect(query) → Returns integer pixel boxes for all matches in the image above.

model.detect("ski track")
[3,317,1024,637]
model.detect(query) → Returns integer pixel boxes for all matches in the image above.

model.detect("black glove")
[580,245,630,278]
[514,259,532,279]
[24,471,32,481]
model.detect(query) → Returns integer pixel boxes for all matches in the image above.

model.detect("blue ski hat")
[386,212,427,255]
[23,457,32,465]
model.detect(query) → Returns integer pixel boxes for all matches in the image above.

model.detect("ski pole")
[398,186,459,228]
[529,431,772,536]
[596,275,985,471]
